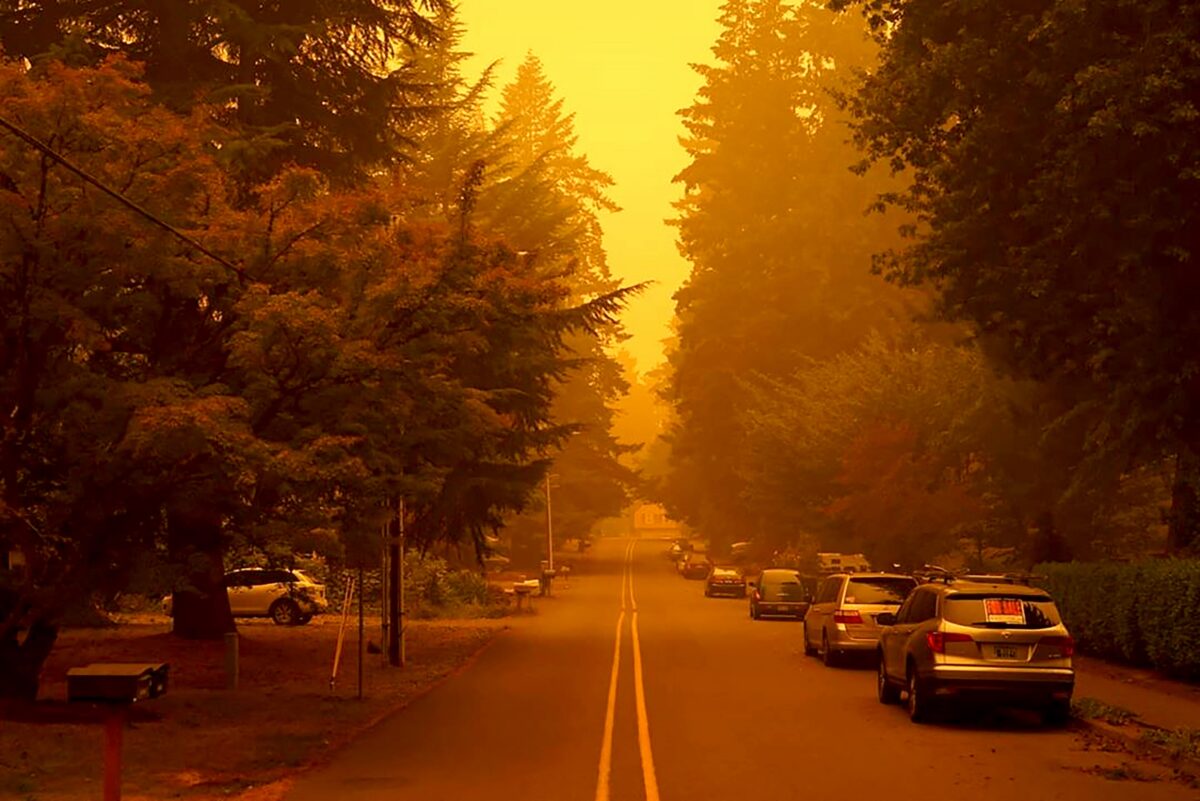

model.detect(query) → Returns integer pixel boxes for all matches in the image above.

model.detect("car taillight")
[926,631,973,654]
[834,610,863,625]
[1041,635,1075,657]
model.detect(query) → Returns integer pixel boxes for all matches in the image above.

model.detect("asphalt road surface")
[286,538,1193,800]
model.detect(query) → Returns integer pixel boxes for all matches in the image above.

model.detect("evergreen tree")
[663,0,909,550]
[834,0,1200,550]
[0,0,450,179]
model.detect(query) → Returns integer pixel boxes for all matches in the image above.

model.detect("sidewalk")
[1075,655,1200,731]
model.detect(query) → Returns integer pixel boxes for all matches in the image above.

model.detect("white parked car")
[225,568,327,625]
[164,567,328,626]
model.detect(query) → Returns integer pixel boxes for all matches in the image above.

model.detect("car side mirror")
[747,581,757,589]
[876,612,897,626]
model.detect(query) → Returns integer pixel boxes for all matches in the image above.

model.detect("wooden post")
[357,565,364,700]
[103,706,127,801]
[223,632,239,691]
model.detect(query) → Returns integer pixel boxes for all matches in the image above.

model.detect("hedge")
[1036,560,1200,680]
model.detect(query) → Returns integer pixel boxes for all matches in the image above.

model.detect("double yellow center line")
[595,539,660,801]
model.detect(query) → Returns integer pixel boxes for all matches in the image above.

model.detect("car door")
[883,593,917,679]
[808,577,838,645]
[885,588,929,676]
[225,570,258,616]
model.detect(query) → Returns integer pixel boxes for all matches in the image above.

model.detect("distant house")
[631,504,681,537]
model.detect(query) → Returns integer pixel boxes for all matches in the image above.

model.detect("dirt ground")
[0,613,509,800]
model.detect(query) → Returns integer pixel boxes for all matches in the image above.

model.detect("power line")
[0,114,244,281]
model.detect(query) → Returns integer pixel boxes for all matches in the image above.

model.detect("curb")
[1074,716,1200,776]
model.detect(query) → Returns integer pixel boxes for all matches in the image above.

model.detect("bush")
[1037,560,1200,679]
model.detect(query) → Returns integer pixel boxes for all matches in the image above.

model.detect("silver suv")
[803,573,918,666]
[875,581,1075,724]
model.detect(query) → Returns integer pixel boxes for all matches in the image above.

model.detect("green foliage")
[402,550,491,616]
[1038,561,1200,678]
[835,0,1200,550]
[0,0,450,179]
[661,1,915,550]
[1072,697,1137,726]
[1141,728,1200,761]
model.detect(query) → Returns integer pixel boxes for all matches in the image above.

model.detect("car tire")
[822,632,839,667]
[802,622,817,656]
[270,598,301,626]
[907,664,934,723]
[877,654,900,704]
[1044,699,1072,727]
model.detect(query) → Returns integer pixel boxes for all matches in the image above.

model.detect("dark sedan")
[705,566,746,597]
[681,552,713,580]
[749,569,814,620]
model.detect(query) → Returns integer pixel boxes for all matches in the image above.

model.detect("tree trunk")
[1027,510,1071,566]
[0,592,58,702]
[168,513,235,640]
[1168,443,1200,554]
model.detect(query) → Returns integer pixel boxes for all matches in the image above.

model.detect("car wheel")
[1044,699,1072,727]
[907,665,933,723]
[270,598,301,626]
[822,632,839,667]
[877,654,900,704]
[802,622,817,656]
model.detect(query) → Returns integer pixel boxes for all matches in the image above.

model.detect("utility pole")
[387,498,402,667]
[399,497,407,667]
[545,474,555,573]
[380,521,389,665]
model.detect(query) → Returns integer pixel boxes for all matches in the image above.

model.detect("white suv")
[225,568,327,625]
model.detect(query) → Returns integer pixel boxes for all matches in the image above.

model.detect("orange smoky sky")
[458,1,723,373]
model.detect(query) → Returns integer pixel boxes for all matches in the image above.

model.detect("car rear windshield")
[712,568,739,578]
[843,577,916,606]
[943,593,1062,629]
[763,581,807,601]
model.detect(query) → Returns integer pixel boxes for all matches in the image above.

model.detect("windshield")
[944,593,1062,629]
[762,577,808,601]
[843,577,916,606]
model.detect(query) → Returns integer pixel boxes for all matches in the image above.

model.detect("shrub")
[1037,560,1200,679]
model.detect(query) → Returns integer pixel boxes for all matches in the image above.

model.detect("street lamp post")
[545,474,554,574]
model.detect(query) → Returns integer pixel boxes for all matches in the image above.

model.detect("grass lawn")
[0,613,508,800]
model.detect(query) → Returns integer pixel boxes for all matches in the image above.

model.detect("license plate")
[991,645,1020,659]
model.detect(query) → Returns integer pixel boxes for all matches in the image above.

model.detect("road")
[286,538,1192,800]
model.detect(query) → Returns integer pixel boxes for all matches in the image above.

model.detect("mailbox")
[67,663,169,704]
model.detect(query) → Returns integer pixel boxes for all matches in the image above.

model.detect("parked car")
[748,569,813,619]
[680,551,712,579]
[875,581,1075,724]
[226,568,328,625]
[803,572,918,665]
[163,567,327,625]
[705,566,746,597]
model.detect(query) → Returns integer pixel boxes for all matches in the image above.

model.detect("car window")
[894,593,916,624]
[818,578,841,604]
[224,570,256,588]
[712,568,739,578]
[842,577,916,606]
[262,569,294,584]
[943,593,1062,630]
[762,579,806,601]
[911,590,937,622]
